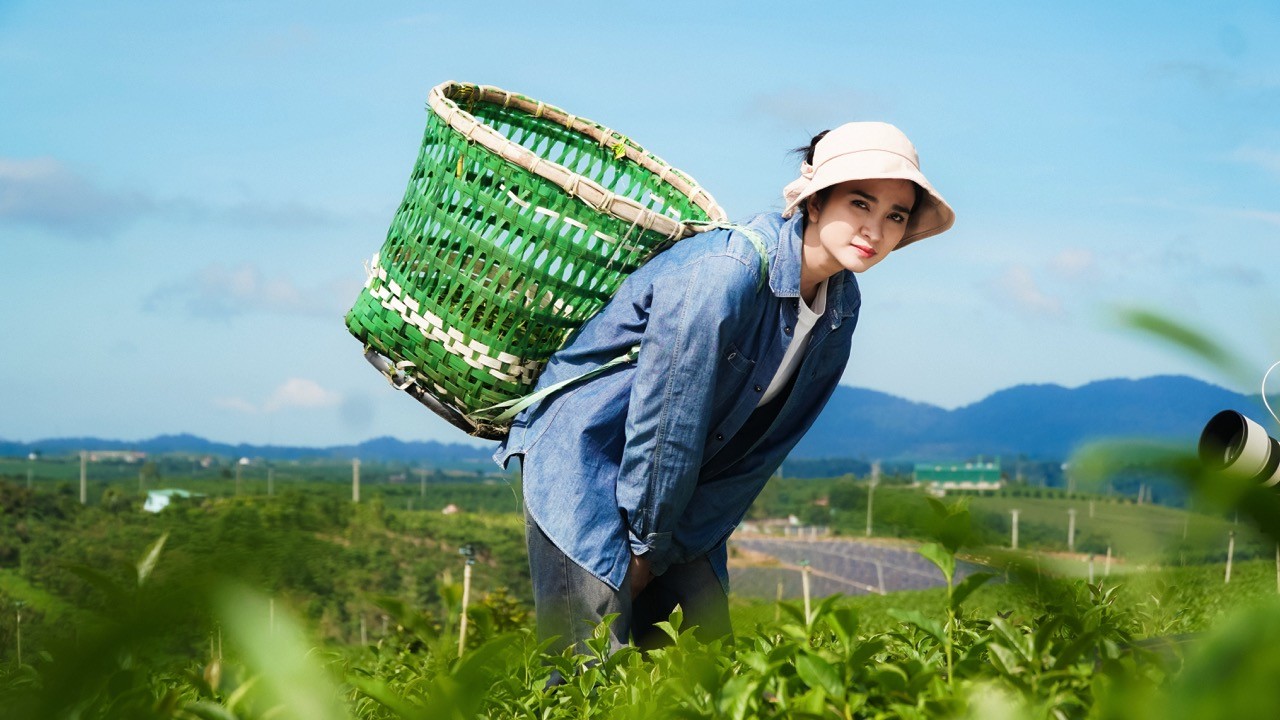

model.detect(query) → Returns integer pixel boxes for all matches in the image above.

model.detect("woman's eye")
[852,200,869,210]
[889,213,906,223]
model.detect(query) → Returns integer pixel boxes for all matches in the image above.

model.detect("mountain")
[2,375,1266,464]
[792,374,1264,461]
[1,434,494,465]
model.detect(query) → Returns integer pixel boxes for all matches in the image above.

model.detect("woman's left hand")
[629,553,654,599]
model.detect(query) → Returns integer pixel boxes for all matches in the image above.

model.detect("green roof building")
[914,459,1004,495]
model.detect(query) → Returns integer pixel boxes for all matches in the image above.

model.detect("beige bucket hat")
[781,122,955,248]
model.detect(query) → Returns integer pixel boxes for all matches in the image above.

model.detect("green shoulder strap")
[477,222,770,424]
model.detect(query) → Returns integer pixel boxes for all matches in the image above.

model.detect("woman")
[495,121,955,652]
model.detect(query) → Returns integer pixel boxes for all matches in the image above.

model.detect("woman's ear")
[805,194,823,219]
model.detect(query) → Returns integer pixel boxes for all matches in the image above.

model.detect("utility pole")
[1010,509,1020,550]
[80,451,87,505]
[1067,508,1077,553]
[267,467,274,496]
[414,468,428,498]
[352,458,361,503]
[866,461,880,538]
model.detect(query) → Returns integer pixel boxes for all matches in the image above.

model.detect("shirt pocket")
[722,343,755,375]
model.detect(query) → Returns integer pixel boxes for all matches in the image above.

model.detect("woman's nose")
[861,218,883,242]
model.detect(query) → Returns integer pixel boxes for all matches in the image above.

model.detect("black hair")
[791,130,830,166]
[791,130,832,221]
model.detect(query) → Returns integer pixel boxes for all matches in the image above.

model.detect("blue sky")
[2,1,1278,447]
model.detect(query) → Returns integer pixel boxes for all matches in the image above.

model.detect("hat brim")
[782,149,955,248]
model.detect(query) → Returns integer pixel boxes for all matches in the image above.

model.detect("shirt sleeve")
[615,250,760,574]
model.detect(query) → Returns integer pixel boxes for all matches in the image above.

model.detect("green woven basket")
[346,81,726,439]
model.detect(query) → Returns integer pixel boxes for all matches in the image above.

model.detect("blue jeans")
[525,508,732,655]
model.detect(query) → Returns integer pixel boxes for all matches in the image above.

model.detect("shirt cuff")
[628,530,672,560]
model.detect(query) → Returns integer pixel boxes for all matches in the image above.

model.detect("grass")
[0,568,76,622]
[966,494,1270,560]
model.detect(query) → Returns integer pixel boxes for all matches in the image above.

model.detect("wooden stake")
[458,561,473,656]
[352,458,361,503]
[1226,531,1236,585]
[1010,509,1020,550]
[801,560,812,626]
[775,580,782,623]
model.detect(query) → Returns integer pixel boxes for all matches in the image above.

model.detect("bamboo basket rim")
[427,80,727,241]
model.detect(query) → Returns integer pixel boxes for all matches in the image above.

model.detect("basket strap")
[684,221,770,291]
[478,346,640,424]
[477,222,771,426]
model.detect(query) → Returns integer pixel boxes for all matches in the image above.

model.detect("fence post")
[800,559,812,626]
[1067,508,1077,553]
[459,544,475,657]
[1226,531,1236,585]
[1010,509,1020,550]
[352,458,361,503]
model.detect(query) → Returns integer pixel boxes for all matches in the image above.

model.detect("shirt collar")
[768,212,804,298]
[766,212,859,322]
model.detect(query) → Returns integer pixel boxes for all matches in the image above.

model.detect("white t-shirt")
[757,279,827,407]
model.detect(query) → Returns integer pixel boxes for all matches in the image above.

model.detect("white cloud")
[216,378,342,415]
[1049,248,1098,280]
[1,155,354,239]
[1228,146,1280,176]
[145,263,361,319]
[213,397,261,414]
[997,264,1062,316]
[0,157,151,237]
[264,378,342,412]
[744,87,887,133]
[1230,208,1280,227]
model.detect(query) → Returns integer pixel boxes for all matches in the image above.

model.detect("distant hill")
[0,434,494,465]
[793,374,1265,461]
[2,375,1265,465]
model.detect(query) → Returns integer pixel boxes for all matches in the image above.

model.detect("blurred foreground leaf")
[216,586,351,720]
[1116,308,1255,387]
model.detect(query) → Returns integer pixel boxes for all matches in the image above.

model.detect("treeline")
[0,479,529,666]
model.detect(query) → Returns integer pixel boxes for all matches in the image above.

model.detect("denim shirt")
[494,211,861,591]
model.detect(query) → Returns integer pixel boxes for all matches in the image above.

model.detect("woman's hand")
[629,553,654,599]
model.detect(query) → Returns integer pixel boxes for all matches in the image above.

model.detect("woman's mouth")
[853,243,876,259]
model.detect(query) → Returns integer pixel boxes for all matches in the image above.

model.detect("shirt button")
[716,433,724,441]
[754,385,763,392]
[727,352,737,360]
[784,326,793,336]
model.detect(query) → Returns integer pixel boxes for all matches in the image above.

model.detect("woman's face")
[804,178,917,274]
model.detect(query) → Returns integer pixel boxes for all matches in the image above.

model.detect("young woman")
[494,121,955,652]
